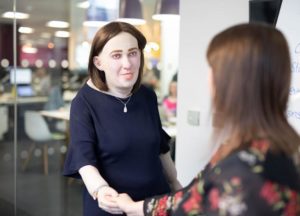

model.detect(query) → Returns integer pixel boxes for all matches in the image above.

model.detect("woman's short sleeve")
[63,96,98,178]
[160,128,171,154]
[146,87,171,155]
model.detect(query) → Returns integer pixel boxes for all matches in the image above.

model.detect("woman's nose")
[122,56,131,68]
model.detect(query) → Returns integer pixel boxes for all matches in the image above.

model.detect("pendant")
[123,105,127,113]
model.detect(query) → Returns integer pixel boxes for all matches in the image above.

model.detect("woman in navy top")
[63,21,182,216]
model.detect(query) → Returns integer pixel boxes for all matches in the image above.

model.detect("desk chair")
[23,111,66,175]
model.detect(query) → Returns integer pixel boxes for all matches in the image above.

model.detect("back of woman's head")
[207,23,299,155]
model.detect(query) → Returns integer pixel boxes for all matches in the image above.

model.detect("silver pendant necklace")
[114,95,132,113]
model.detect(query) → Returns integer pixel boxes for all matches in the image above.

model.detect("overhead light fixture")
[55,31,70,38]
[152,0,180,21]
[83,20,108,28]
[117,0,146,25]
[46,21,69,28]
[19,27,34,34]
[76,1,90,9]
[22,45,38,54]
[2,11,29,19]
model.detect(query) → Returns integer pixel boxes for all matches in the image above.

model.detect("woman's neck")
[87,79,132,98]
[108,87,132,98]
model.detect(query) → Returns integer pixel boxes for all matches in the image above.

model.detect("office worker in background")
[162,80,177,121]
[33,68,51,96]
[114,23,300,215]
[63,21,182,216]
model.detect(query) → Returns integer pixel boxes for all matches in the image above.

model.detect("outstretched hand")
[114,193,144,216]
[97,186,123,214]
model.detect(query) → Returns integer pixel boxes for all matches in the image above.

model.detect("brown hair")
[207,23,300,155]
[88,21,147,93]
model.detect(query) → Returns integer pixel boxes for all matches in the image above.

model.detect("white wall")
[160,20,180,97]
[176,0,248,185]
[276,0,300,134]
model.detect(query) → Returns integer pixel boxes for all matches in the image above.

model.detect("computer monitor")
[10,68,32,84]
[17,85,35,97]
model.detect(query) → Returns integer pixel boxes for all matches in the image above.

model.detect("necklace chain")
[114,95,132,113]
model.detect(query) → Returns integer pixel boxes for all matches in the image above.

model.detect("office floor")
[0,138,83,216]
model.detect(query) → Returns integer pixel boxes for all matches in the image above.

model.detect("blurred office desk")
[40,108,70,143]
[40,109,70,138]
[162,117,177,138]
[163,125,177,138]
[0,94,48,140]
[0,94,48,105]
[40,109,70,121]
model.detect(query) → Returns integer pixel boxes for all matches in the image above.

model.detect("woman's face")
[94,32,141,93]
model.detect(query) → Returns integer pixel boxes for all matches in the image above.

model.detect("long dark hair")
[88,21,147,93]
[207,23,300,155]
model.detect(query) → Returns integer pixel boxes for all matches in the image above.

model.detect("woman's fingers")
[98,194,123,214]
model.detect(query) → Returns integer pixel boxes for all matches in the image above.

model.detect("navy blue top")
[63,84,171,215]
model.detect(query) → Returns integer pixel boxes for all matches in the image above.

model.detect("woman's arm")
[159,151,182,191]
[116,175,199,216]
[79,165,123,214]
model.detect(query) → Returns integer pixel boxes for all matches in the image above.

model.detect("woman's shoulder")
[136,84,158,102]
[71,84,87,103]
[70,83,98,112]
[139,84,156,95]
[213,140,300,191]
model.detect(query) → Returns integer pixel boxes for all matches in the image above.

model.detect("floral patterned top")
[144,140,300,216]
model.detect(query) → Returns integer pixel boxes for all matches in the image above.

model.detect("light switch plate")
[187,110,200,126]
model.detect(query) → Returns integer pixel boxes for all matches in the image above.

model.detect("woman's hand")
[115,193,144,216]
[96,186,123,214]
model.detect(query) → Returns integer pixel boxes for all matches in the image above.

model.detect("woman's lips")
[123,73,133,80]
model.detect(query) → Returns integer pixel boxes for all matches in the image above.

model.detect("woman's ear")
[93,56,103,70]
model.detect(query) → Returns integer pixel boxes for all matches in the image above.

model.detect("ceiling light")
[55,31,70,38]
[48,42,55,49]
[116,18,146,26]
[22,45,38,54]
[46,21,69,28]
[83,21,108,28]
[76,1,90,9]
[19,27,34,34]
[2,11,29,19]
[1,59,10,68]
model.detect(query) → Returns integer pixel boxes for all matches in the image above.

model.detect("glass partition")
[0,0,18,214]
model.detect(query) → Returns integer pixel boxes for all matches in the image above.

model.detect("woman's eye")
[129,51,137,57]
[112,54,121,59]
